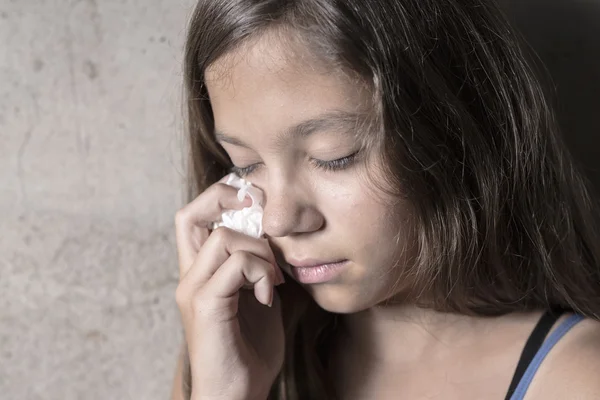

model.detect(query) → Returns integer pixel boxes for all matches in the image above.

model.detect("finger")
[181,227,282,286]
[204,251,277,307]
[175,183,252,279]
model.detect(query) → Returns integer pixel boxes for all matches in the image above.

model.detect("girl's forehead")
[205,32,367,99]
[204,34,376,147]
[206,67,373,149]
[205,33,311,86]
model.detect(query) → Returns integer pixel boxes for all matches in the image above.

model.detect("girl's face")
[205,35,416,313]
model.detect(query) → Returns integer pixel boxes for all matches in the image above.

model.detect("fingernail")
[267,290,273,307]
[274,267,285,285]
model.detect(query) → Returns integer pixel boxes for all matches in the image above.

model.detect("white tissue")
[211,173,264,238]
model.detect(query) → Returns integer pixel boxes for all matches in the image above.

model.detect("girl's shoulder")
[524,316,600,399]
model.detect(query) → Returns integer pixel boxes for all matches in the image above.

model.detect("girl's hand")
[175,182,285,400]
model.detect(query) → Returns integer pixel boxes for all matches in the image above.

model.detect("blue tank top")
[505,311,584,400]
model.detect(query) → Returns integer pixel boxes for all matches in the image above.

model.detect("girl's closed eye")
[230,151,360,177]
[230,163,261,178]
[310,151,359,172]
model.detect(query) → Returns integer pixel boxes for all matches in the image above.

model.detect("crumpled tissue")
[211,173,264,238]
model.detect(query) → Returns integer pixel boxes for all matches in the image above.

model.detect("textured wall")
[1,1,195,399]
[1,1,599,400]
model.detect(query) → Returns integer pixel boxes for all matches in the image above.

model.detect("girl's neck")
[328,306,546,399]
[338,303,535,366]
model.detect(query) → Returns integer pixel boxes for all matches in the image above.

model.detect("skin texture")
[180,33,600,400]
[206,34,415,315]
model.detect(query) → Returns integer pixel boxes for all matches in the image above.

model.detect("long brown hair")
[180,0,600,398]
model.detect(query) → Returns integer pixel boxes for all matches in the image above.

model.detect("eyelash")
[311,152,359,172]
[231,152,359,177]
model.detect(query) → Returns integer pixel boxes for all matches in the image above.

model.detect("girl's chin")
[304,286,375,315]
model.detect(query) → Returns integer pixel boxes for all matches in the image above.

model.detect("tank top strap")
[508,313,585,400]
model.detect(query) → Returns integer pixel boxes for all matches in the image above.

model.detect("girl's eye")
[230,163,260,178]
[311,152,359,172]
[230,151,359,177]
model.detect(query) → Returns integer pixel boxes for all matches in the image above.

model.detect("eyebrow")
[215,110,364,150]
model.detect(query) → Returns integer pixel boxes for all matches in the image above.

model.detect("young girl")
[172,0,600,399]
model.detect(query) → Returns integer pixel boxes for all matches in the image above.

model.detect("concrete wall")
[1,1,195,399]
[1,1,599,400]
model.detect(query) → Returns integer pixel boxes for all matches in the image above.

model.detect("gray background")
[1,1,598,400]
[1,1,195,399]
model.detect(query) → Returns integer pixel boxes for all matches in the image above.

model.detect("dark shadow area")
[501,0,600,194]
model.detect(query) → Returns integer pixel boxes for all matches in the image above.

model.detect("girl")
[172,0,600,399]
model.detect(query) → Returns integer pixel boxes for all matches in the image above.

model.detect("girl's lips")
[285,258,347,268]
[286,260,348,284]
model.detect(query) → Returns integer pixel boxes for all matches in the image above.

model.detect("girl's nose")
[261,182,324,238]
